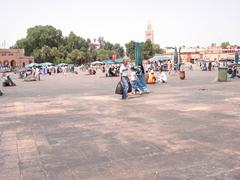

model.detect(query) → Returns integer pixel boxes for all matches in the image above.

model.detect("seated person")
[147,70,156,84]
[158,69,167,83]
[1,73,16,86]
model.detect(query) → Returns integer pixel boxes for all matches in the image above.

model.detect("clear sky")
[1,0,240,48]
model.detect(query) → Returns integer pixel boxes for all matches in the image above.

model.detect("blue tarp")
[103,59,115,64]
[114,58,124,64]
[103,58,124,64]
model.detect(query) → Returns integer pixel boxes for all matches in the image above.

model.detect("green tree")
[98,37,105,48]
[51,47,61,64]
[96,49,111,60]
[153,44,162,54]
[55,58,65,65]
[13,25,64,56]
[103,41,113,50]
[89,43,97,53]
[221,42,230,49]
[67,49,87,65]
[90,50,98,61]
[113,43,124,57]
[13,25,125,64]
[32,48,42,63]
[66,32,89,53]
[12,38,27,50]
[41,45,52,62]
[65,57,74,64]
[77,51,87,65]
[58,45,68,60]
[141,40,153,59]
[125,41,136,60]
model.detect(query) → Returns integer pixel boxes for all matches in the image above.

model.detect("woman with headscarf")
[136,64,150,93]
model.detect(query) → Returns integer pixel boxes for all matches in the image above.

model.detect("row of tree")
[125,40,162,60]
[12,25,162,64]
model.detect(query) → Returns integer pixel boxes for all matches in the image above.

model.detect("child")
[130,67,142,94]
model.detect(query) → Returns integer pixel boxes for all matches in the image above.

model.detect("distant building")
[145,21,154,43]
[0,49,34,68]
[162,46,240,63]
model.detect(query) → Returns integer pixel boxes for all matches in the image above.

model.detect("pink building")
[0,49,34,68]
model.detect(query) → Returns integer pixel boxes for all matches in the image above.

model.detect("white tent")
[91,61,103,65]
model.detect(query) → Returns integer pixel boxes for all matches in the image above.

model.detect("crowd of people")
[0,64,77,95]
[83,64,121,77]
[199,61,213,71]
[79,59,170,100]
[19,64,76,80]
[118,59,170,100]
[1,58,239,98]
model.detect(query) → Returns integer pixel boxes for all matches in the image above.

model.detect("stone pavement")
[0,70,240,179]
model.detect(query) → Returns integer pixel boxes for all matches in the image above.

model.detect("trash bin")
[218,67,228,82]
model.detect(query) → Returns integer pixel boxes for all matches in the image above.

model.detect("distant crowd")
[1,59,239,98]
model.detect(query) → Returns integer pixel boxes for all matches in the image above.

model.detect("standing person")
[130,67,142,94]
[44,67,48,75]
[137,64,150,93]
[168,60,172,75]
[120,60,129,100]
[35,67,40,81]
[32,67,36,77]
[208,62,212,71]
[63,65,67,75]
[102,66,105,73]
[146,61,151,71]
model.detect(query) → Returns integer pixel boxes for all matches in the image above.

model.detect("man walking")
[120,59,129,99]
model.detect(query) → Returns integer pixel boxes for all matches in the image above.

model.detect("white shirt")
[159,72,167,82]
[120,64,128,77]
[35,68,40,74]
[130,71,137,81]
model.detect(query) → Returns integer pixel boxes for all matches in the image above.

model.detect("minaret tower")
[145,21,154,43]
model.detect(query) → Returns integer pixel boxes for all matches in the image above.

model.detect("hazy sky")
[1,0,240,48]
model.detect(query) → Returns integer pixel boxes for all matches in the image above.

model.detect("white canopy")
[91,61,103,65]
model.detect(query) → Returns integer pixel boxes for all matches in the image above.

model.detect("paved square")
[0,70,240,179]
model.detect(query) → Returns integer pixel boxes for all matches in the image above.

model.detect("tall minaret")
[145,21,154,43]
